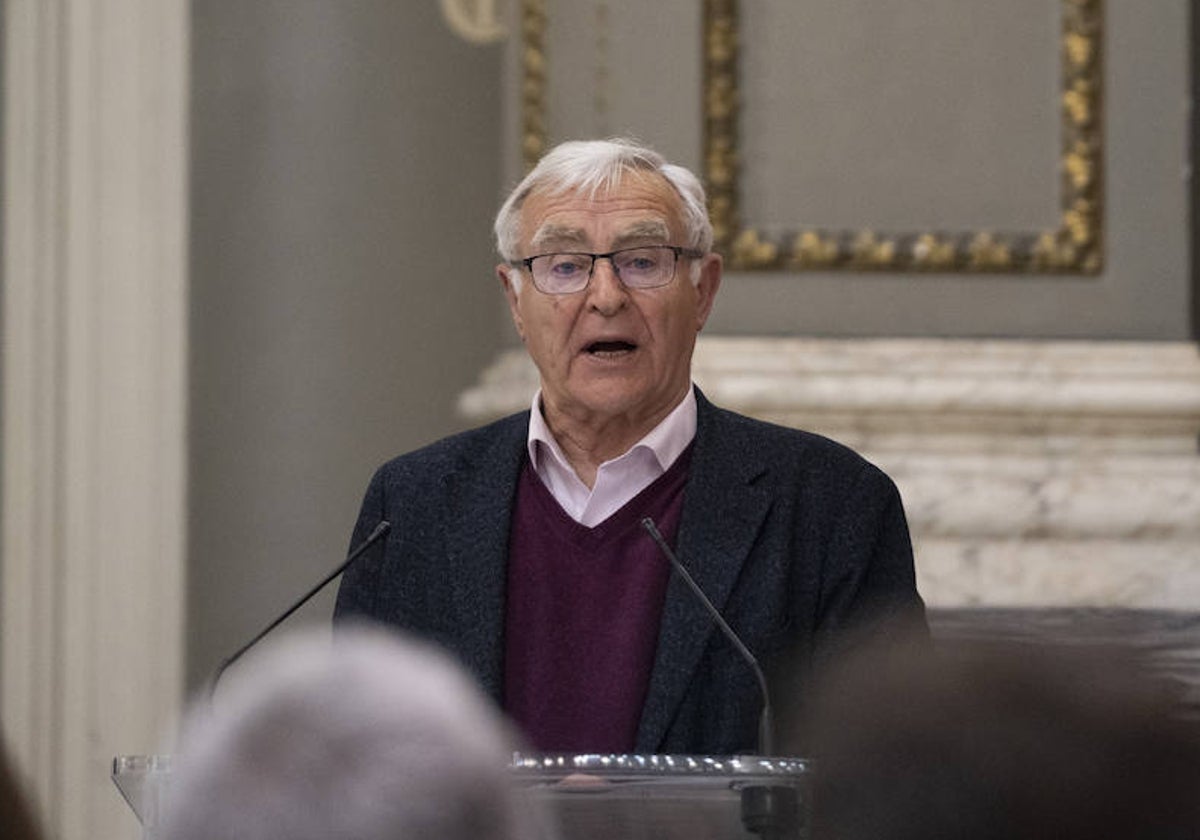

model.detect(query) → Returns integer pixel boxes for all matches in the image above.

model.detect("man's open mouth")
[585,340,637,355]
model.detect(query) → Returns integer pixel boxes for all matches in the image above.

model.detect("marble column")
[1,3,188,839]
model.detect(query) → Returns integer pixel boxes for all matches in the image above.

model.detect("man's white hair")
[494,138,713,292]
[163,626,546,840]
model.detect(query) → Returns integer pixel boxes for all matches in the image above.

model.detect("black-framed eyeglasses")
[509,245,705,295]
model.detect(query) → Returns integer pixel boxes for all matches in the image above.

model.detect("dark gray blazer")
[334,392,924,755]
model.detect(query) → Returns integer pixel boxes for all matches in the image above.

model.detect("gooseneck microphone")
[639,517,774,756]
[207,520,392,701]
[641,517,800,840]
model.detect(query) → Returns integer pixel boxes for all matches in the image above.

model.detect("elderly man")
[335,138,924,756]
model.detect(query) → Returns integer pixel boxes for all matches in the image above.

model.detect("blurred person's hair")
[791,637,1200,840]
[164,625,545,840]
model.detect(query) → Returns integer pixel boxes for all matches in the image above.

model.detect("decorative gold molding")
[703,0,1104,273]
[521,0,1104,274]
[519,0,547,169]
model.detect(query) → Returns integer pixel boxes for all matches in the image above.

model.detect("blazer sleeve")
[810,459,926,671]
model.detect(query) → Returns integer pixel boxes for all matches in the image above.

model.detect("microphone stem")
[641,517,774,756]
[207,520,391,702]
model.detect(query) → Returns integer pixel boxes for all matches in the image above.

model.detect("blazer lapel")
[442,413,529,701]
[635,394,773,752]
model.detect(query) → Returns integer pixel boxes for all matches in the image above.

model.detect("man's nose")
[586,257,628,313]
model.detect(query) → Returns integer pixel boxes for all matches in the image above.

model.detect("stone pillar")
[1,2,188,839]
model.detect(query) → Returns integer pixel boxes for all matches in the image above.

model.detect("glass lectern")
[113,752,810,840]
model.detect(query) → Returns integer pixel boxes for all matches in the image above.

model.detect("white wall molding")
[2,3,188,838]
[460,337,1200,609]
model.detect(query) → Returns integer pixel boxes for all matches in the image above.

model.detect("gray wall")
[188,1,506,690]
[704,0,1190,340]
[0,0,4,651]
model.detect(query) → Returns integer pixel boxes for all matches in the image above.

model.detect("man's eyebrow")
[530,224,588,252]
[611,219,671,249]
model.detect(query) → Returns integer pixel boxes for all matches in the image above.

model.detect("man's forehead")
[530,218,671,251]
[520,173,682,243]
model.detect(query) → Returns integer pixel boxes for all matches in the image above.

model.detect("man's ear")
[693,252,722,331]
[497,264,526,341]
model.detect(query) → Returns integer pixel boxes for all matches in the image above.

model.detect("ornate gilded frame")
[519,0,1104,274]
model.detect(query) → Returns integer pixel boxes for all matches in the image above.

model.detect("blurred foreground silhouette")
[164,625,550,840]
[786,625,1200,840]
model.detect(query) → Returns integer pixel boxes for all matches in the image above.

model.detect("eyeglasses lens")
[530,246,676,294]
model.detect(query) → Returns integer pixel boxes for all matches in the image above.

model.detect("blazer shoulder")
[370,411,530,486]
[699,398,879,479]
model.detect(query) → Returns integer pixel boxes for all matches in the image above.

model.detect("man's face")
[497,171,721,431]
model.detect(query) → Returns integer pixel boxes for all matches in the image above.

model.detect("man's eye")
[549,259,586,277]
[620,251,662,272]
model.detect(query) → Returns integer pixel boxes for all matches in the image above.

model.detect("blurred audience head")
[164,625,544,840]
[791,637,1200,840]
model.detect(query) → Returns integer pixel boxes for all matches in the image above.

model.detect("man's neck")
[540,392,687,489]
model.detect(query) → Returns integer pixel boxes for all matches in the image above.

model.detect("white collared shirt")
[526,386,697,527]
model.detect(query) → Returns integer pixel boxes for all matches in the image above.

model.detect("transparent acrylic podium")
[111,755,173,840]
[113,752,810,840]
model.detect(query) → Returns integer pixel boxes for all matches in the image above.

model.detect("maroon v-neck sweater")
[503,447,692,753]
